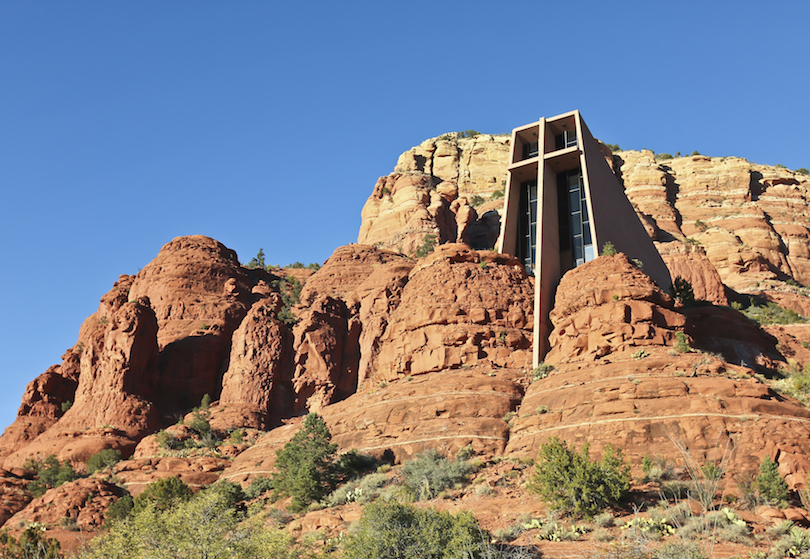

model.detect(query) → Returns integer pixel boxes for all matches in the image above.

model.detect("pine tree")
[271,413,340,511]
[757,455,789,506]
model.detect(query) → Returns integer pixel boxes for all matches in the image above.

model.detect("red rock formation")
[299,245,410,306]
[373,244,533,379]
[508,254,810,488]
[128,235,256,411]
[2,295,161,470]
[545,253,684,363]
[292,296,360,413]
[658,243,729,305]
[216,298,295,429]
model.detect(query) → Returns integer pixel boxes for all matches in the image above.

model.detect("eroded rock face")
[2,295,161,470]
[545,254,684,363]
[292,296,360,414]
[217,299,295,429]
[6,478,123,531]
[658,243,728,305]
[128,235,255,411]
[508,254,810,488]
[373,244,533,379]
[618,151,810,291]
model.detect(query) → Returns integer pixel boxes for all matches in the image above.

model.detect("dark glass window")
[517,179,538,275]
[557,168,593,267]
[554,129,578,151]
[522,141,539,160]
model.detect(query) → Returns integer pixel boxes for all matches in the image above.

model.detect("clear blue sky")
[1,1,807,432]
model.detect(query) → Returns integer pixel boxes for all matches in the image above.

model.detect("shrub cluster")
[530,437,630,517]
[401,448,476,501]
[343,500,490,559]
[24,455,77,497]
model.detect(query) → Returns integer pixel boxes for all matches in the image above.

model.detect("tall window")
[518,179,538,275]
[556,168,593,267]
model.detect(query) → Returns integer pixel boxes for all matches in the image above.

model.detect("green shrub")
[79,490,298,559]
[605,143,621,153]
[757,456,789,507]
[245,476,273,499]
[203,480,245,509]
[0,523,62,559]
[490,189,504,200]
[414,234,438,258]
[469,195,485,208]
[741,300,807,326]
[401,449,475,501]
[674,332,693,354]
[155,429,183,450]
[343,500,490,559]
[272,275,303,326]
[797,168,809,176]
[133,476,192,514]
[25,455,78,496]
[529,437,630,517]
[61,400,72,413]
[106,493,134,523]
[86,448,123,474]
[670,277,695,306]
[457,130,481,139]
[601,242,617,256]
[271,413,341,512]
[532,362,555,381]
[246,248,267,269]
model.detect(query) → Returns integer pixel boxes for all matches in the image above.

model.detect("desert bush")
[401,449,476,501]
[271,413,341,512]
[106,493,134,523]
[204,480,245,509]
[245,475,273,499]
[155,429,184,450]
[655,541,708,559]
[530,437,630,517]
[670,277,695,306]
[79,490,298,559]
[532,363,554,381]
[24,455,78,497]
[133,476,192,514]
[414,234,438,258]
[757,455,789,507]
[742,300,807,326]
[601,242,617,256]
[86,448,123,474]
[342,500,490,559]
[0,523,63,559]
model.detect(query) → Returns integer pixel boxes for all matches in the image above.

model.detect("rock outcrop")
[507,254,810,487]
[373,244,533,379]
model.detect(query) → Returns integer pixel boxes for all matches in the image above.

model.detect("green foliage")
[414,233,438,258]
[343,500,490,559]
[631,349,650,360]
[489,189,504,200]
[457,130,481,138]
[401,449,476,501]
[86,448,123,474]
[694,219,708,232]
[797,168,809,176]
[271,413,340,512]
[670,277,695,306]
[601,242,617,256]
[246,248,267,269]
[133,476,192,514]
[532,362,555,381]
[530,437,630,517]
[0,523,63,559]
[674,332,693,354]
[25,455,77,496]
[79,490,298,559]
[468,195,485,208]
[605,143,621,152]
[741,299,808,326]
[106,493,134,523]
[655,153,674,161]
[60,400,72,413]
[155,429,183,450]
[272,275,303,326]
[690,151,701,156]
[245,475,273,499]
[203,480,245,509]
[757,456,789,507]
